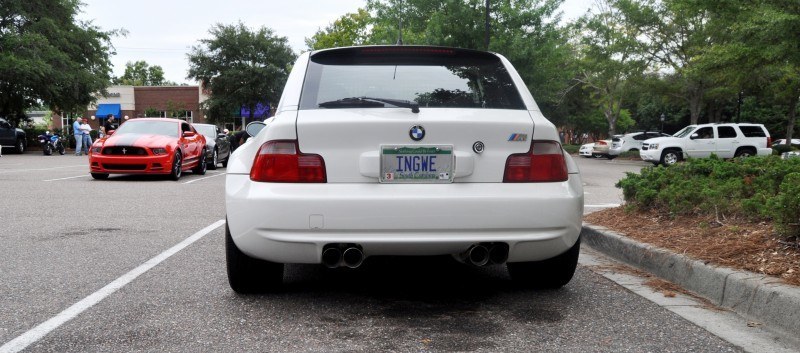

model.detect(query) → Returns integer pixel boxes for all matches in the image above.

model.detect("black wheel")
[15,139,25,153]
[208,149,218,170]
[592,153,603,159]
[193,149,207,175]
[735,148,756,158]
[660,149,681,166]
[225,222,284,293]
[170,151,182,181]
[91,173,109,180]
[57,143,65,155]
[221,155,229,168]
[507,236,580,289]
[43,144,52,155]
[607,155,617,160]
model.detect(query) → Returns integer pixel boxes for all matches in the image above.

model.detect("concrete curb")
[582,223,800,339]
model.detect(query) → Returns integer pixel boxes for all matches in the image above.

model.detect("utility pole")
[484,0,490,50]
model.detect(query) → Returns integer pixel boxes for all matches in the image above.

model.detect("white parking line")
[42,175,90,182]
[585,203,620,208]
[0,219,226,353]
[183,172,226,184]
[0,164,86,174]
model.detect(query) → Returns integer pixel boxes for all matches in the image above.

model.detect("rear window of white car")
[739,125,767,137]
[299,47,526,110]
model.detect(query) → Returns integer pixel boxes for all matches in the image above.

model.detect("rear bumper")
[89,154,173,174]
[225,174,584,264]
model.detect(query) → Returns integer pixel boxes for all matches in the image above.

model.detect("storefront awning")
[95,104,121,118]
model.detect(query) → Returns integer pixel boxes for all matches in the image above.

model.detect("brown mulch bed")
[585,207,800,286]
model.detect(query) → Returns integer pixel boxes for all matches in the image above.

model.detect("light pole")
[660,113,665,133]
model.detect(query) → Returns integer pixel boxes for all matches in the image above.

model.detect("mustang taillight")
[503,141,568,182]
[250,140,326,183]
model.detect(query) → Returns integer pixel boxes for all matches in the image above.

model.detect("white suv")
[640,123,772,166]
[609,131,670,157]
[224,46,584,292]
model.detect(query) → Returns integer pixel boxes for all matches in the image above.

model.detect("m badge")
[508,133,527,142]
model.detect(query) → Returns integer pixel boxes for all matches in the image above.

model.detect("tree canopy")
[187,22,296,125]
[0,0,118,126]
[114,60,176,86]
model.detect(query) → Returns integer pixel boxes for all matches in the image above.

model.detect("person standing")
[73,117,84,156]
[103,114,118,134]
[80,119,93,155]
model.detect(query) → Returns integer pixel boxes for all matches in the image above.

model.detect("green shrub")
[617,156,800,236]
[562,144,580,154]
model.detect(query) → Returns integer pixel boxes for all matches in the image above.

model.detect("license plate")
[380,145,454,183]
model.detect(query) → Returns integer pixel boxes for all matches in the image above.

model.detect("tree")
[114,60,175,86]
[187,22,296,125]
[695,0,800,142]
[575,0,652,136]
[305,9,372,50]
[0,0,119,126]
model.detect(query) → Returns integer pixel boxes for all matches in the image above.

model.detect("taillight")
[503,141,568,182]
[250,140,326,183]
[767,137,772,148]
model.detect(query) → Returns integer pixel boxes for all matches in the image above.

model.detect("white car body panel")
[226,47,583,266]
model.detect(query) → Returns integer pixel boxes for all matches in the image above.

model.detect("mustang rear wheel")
[507,236,580,289]
[193,149,207,175]
[225,222,284,293]
[170,151,182,181]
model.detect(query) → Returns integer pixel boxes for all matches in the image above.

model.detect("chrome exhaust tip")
[467,244,490,266]
[488,243,509,264]
[342,247,364,269]
[321,247,342,268]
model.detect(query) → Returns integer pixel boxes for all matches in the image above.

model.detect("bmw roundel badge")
[409,125,425,141]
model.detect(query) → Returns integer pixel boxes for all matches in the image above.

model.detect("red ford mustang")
[89,118,207,180]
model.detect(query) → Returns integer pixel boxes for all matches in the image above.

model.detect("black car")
[0,117,26,154]
[192,123,231,169]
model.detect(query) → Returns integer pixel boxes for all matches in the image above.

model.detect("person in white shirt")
[80,121,92,155]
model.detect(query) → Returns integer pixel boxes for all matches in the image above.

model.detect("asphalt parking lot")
[0,152,787,352]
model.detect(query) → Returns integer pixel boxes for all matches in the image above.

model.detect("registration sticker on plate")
[380,145,454,183]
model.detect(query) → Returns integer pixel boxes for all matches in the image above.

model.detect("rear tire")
[57,143,65,155]
[208,149,218,170]
[15,139,25,153]
[507,236,580,289]
[225,222,284,293]
[735,148,756,158]
[91,173,108,180]
[193,149,207,175]
[221,156,229,168]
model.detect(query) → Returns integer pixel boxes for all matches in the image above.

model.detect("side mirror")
[183,131,196,137]
[689,133,698,140]
[107,130,115,136]
[245,121,266,137]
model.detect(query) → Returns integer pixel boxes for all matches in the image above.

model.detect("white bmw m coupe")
[225,46,584,293]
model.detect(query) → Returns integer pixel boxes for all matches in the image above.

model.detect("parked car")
[224,45,584,293]
[609,131,671,156]
[772,138,800,147]
[592,139,614,159]
[640,123,772,166]
[0,117,27,154]
[192,123,231,169]
[579,143,595,157]
[88,118,207,180]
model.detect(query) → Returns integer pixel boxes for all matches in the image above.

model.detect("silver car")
[609,132,671,156]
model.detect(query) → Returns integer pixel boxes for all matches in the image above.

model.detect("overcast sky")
[77,0,594,85]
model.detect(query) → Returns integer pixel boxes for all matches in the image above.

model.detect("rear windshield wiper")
[319,96,420,113]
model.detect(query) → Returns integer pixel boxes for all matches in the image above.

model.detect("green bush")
[562,144,580,154]
[616,155,800,237]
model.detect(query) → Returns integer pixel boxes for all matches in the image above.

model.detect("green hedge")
[562,144,580,154]
[616,155,800,237]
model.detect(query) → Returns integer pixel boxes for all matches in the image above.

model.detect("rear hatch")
[295,46,534,183]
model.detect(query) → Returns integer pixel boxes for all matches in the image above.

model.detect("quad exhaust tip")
[322,244,364,269]
[464,243,509,266]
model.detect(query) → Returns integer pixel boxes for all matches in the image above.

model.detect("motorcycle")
[38,132,65,155]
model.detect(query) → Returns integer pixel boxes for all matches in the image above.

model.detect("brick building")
[54,85,210,131]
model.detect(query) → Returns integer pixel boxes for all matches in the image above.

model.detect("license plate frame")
[380,145,454,183]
